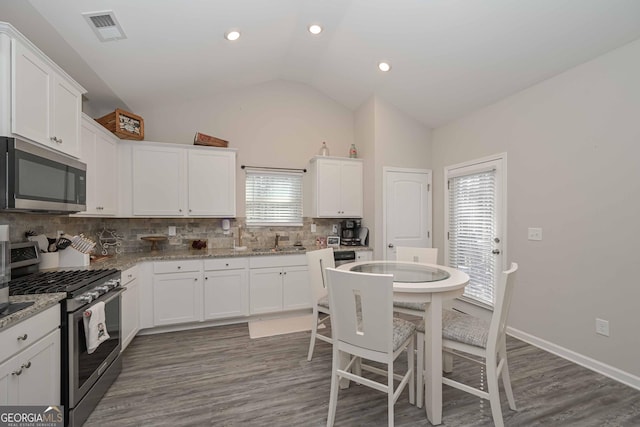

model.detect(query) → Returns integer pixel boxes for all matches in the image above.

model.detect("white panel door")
[249,268,283,314]
[94,133,118,215]
[282,266,311,310]
[188,150,235,216]
[153,272,201,325]
[132,145,184,216]
[339,161,363,217]
[316,159,343,217]
[204,269,249,319]
[384,168,432,260]
[51,75,81,157]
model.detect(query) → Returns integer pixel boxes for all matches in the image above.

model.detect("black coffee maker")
[340,219,362,246]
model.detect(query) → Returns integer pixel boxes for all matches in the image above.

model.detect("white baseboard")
[507,327,640,391]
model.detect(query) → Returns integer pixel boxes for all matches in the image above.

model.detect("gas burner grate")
[9,269,118,296]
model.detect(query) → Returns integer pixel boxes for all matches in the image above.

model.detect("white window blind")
[245,170,303,226]
[447,169,497,307]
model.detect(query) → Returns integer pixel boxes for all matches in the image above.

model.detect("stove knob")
[95,285,109,294]
[76,294,93,303]
[106,279,121,289]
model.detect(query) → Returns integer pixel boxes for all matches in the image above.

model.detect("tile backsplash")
[0,213,351,254]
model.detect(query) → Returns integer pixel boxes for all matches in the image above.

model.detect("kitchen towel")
[83,301,110,354]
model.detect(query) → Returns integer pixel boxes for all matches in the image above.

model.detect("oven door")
[68,288,123,408]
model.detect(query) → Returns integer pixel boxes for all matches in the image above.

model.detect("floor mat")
[248,314,313,339]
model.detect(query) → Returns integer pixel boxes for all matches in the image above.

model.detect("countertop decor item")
[194,132,229,147]
[349,144,358,158]
[99,228,123,255]
[95,108,144,140]
[141,235,168,252]
[191,240,207,250]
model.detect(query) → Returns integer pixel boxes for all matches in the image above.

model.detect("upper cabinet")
[77,114,118,216]
[0,23,85,158]
[307,156,363,218]
[119,141,237,217]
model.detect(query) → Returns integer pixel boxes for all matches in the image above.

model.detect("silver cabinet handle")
[177,266,181,269]
[17,334,28,341]
[22,361,32,369]
[492,249,501,254]
[388,244,394,248]
[12,368,23,376]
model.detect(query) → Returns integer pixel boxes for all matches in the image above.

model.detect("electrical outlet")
[595,318,609,336]
[332,224,338,234]
[311,223,317,233]
[168,226,176,236]
[528,227,542,241]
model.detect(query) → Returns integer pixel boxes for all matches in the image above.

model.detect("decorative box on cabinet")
[0,23,85,158]
[77,114,118,215]
[249,255,311,315]
[0,305,60,405]
[307,156,363,218]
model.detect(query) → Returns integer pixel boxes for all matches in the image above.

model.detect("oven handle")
[73,287,126,318]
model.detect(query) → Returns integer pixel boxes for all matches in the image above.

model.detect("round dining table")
[337,260,469,426]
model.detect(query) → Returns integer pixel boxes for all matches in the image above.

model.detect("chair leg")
[499,342,517,410]
[408,335,415,405]
[307,308,319,361]
[326,348,340,427]
[416,331,424,409]
[388,362,395,427]
[486,355,505,427]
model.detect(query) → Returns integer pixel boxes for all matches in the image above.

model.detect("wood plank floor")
[85,323,640,426]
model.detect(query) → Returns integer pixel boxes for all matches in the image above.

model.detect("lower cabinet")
[356,250,373,262]
[0,305,60,405]
[249,255,311,315]
[204,258,249,320]
[153,271,202,326]
[121,265,139,352]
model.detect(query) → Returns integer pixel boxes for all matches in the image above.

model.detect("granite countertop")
[86,245,373,271]
[0,293,66,331]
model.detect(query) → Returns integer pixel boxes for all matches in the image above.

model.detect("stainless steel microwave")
[1,137,86,213]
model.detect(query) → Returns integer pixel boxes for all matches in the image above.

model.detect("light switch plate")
[528,227,542,241]
[168,226,176,236]
[311,223,317,233]
[596,318,610,337]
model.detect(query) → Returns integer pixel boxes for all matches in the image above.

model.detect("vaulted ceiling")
[3,0,640,127]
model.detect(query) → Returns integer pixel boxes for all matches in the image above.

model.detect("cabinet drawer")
[153,260,201,274]
[122,265,139,285]
[204,258,248,271]
[249,254,307,269]
[0,304,60,363]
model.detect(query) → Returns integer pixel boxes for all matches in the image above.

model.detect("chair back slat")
[306,248,335,303]
[487,262,518,351]
[396,247,438,264]
[326,268,394,353]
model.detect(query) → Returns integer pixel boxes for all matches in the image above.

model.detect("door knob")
[388,243,394,248]
[492,249,500,254]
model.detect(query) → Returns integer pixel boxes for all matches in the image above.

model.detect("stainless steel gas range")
[9,242,123,427]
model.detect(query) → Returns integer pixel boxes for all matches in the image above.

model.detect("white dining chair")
[393,247,437,316]
[325,267,415,427]
[416,262,519,427]
[306,248,335,361]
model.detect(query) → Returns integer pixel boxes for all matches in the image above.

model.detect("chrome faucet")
[275,233,280,249]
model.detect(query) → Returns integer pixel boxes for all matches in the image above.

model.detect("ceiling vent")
[82,11,127,42]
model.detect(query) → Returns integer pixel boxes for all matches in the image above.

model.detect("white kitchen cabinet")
[249,255,311,315]
[8,30,84,158]
[356,251,373,262]
[152,260,202,326]
[78,114,118,215]
[121,265,139,351]
[308,156,363,218]
[203,258,249,320]
[129,141,236,217]
[0,305,60,405]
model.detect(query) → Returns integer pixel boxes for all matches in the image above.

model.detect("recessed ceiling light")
[225,30,240,41]
[308,24,323,35]
[378,62,391,72]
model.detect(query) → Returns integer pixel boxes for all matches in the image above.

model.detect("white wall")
[355,97,432,258]
[137,80,355,216]
[432,38,640,380]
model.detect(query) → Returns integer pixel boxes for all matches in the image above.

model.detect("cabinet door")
[355,251,373,262]
[12,39,50,145]
[316,159,343,217]
[153,272,202,326]
[79,123,98,214]
[282,266,311,310]
[339,161,363,217]
[249,268,283,314]
[50,75,81,157]
[204,269,248,319]
[121,278,139,351]
[0,329,60,405]
[133,145,185,216]
[94,133,117,215]
[188,150,236,216]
